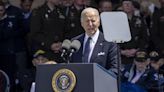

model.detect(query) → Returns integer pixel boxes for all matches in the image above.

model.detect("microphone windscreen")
[62,39,71,50]
[70,40,81,52]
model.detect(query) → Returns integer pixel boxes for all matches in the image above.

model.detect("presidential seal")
[52,69,76,92]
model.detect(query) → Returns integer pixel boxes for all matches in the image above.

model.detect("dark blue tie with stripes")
[83,37,91,63]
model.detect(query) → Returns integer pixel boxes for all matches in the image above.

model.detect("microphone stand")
[67,49,76,64]
[61,52,70,64]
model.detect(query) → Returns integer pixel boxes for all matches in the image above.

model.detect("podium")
[35,63,118,92]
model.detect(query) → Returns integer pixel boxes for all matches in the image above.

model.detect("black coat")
[64,5,84,39]
[29,4,66,61]
[0,15,21,54]
[119,15,149,49]
[151,8,164,54]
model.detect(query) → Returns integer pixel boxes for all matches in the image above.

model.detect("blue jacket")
[6,5,27,52]
[121,64,158,90]
[0,14,18,54]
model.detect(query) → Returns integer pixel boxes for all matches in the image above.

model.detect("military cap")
[149,51,160,62]
[33,49,46,58]
[134,50,148,62]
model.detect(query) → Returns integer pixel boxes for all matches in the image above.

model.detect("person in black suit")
[71,7,120,73]
[0,1,25,91]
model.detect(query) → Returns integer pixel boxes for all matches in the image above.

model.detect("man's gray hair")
[81,7,100,22]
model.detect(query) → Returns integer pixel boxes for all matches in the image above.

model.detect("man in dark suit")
[71,7,120,72]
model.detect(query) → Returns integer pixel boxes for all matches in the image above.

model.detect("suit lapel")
[76,34,85,62]
[90,32,105,63]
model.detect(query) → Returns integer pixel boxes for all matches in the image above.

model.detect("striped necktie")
[83,37,91,63]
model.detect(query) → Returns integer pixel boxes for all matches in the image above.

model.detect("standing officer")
[64,0,85,39]
[29,0,66,63]
[0,1,22,91]
[150,0,164,56]
[119,0,149,64]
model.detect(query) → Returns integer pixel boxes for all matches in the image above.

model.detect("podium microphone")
[69,40,81,58]
[61,39,71,58]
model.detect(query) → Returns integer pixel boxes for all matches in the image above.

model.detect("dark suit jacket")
[71,31,120,70]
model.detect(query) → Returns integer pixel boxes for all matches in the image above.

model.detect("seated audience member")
[121,50,158,92]
[149,51,163,71]
[32,50,57,66]
[149,51,164,91]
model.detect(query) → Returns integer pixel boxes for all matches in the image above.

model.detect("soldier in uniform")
[119,0,149,64]
[29,0,66,63]
[63,0,98,39]
[0,1,22,91]
[150,0,164,56]
[64,0,85,39]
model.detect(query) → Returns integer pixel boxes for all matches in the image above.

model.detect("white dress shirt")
[131,70,145,83]
[83,30,99,63]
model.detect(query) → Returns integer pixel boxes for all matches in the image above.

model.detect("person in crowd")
[150,0,164,56]
[149,51,163,71]
[121,50,158,92]
[98,0,113,32]
[31,49,57,66]
[71,7,120,74]
[20,0,33,33]
[95,0,120,9]
[83,0,97,8]
[61,0,73,8]
[20,0,34,62]
[14,0,34,92]
[29,0,66,64]
[60,0,73,17]
[149,51,164,92]
[132,1,141,17]
[0,1,22,91]
[140,0,158,28]
[64,0,86,39]
[119,0,149,64]
[98,0,113,13]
